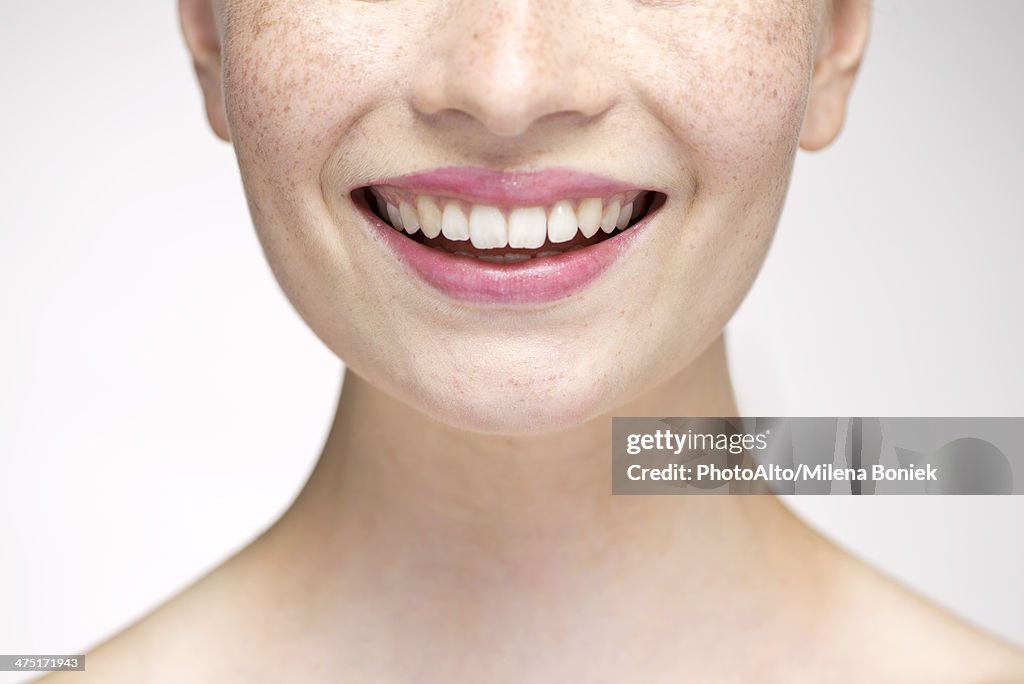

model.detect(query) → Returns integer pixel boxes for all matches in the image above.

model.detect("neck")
[266,335,826,663]
[292,335,740,538]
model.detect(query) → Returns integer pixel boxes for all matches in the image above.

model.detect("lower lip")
[357,198,651,306]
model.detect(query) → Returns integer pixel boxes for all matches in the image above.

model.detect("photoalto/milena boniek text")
[611,417,1021,495]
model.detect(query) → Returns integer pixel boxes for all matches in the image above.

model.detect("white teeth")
[507,207,547,249]
[577,198,602,238]
[616,201,633,229]
[441,203,470,241]
[469,205,508,249]
[399,201,420,235]
[386,202,405,231]
[503,253,531,262]
[536,251,561,258]
[378,191,652,243]
[601,200,621,234]
[547,200,578,244]
[632,196,646,220]
[417,197,442,239]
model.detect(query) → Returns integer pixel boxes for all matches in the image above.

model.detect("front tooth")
[399,201,420,234]
[616,201,633,229]
[441,203,470,241]
[600,200,621,234]
[469,205,507,249]
[417,197,442,239]
[577,198,603,238]
[547,200,578,244]
[386,202,405,231]
[504,253,531,262]
[507,207,547,249]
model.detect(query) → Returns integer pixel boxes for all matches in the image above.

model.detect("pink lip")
[368,166,638,205]
[353,168,658,306]
[365,207,647,305]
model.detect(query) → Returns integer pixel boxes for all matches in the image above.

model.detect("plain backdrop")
[1,2,1022,680]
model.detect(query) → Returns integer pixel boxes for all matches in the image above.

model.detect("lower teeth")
[455,251,552,262]
[476,253,532,263]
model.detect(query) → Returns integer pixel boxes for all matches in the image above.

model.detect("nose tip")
[410,3,613,139]
[415,61,611,138]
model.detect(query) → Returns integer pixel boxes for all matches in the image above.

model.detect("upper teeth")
[370,189,645,249]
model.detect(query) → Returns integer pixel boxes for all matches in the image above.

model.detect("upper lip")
[360,166,645,206]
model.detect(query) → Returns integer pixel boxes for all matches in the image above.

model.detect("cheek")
[624,8,818,388]
[220,2,398,193]
[641,4,816,184]
[217,2,409,349]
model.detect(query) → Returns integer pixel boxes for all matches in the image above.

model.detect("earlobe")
[799,0,871,151]
[800,71,845,152]
[179,0,230,141]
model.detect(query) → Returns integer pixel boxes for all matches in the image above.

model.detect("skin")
[42,0,1024,681]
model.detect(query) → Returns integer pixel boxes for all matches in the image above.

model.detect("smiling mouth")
[355,186,664,262]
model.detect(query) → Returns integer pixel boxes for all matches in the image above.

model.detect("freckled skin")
[214,0,825,435]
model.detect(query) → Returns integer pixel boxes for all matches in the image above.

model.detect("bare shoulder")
[35,545,270,684]
[820,549,1024,684]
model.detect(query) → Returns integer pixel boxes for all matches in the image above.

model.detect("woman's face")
[186,0,862,434]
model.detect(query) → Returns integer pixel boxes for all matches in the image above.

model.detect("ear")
[179,0,230,141]
[800,0,871,151]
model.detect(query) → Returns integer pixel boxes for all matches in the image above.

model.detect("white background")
[1,2,1022,679]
